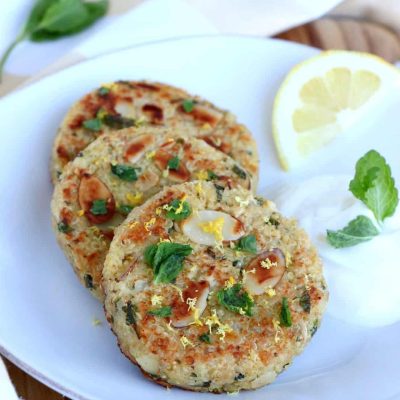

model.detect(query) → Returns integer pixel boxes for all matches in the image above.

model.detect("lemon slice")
[272,51,400,170]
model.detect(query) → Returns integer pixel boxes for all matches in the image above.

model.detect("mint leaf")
[117,204,133,215]
[327,215,379,248]
[144,242,192,284]
[31,0,108,41]
[83,118,102,131]
[232,165,247,179]
[207,170,219,181]
[280,297,292,327]
[154,254,185,284]
[167,156,180,170]
[299,290,311,313]
[199,333,211,344]
[90,199,108,215]
[0,0,108,80]
[111,164,138,182]
[182,99,194,113]
[217,283,254,316]
[57,220,72,233]
[349,150,398,222]
[165,199,192,221]
[147,306,172,317]
[98,86,110,96]
[235,234,257,254]
[122,302,137,325]
[102,114,135,129]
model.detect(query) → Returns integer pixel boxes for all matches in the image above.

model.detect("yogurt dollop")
[274,175,400,327]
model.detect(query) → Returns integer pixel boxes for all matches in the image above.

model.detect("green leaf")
[232,165,247,179]
[349,150,398,222]
[31,0,108,41]
[165,199,192,221]
[24,0,55,34]
[122,301,136,325]
[111,164,138,181]
[182,99,194,113]
[144,242,192,283]
[0,0,108,80]
[83,118,102,131]
[35,0,89,33]
[327,215,379,248]
[90,199,108,215]
[235,234,257,254]
[167,156,180,170]
[217,283,254,316]
[214,184,224,202]
[154,254,185,284]
[117,204,133,215]
[207,170,219,181]
[102,114,135,129]
[98,86,110,96]
[199,333,211,344]
[147,306,172,317]
[84,274,94,289]
[57,220,72,233]
[299,290,311,314]
[280,297,292,327]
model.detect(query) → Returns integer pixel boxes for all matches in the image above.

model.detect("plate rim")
[0,33,317,399]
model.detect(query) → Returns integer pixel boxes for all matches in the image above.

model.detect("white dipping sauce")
[274,175,400,327]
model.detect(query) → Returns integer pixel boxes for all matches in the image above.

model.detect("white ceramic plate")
[0,36,399,400]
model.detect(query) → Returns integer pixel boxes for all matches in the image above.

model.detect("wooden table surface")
[3,16,399,400]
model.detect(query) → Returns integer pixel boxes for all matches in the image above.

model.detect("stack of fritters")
[50,81,328,393]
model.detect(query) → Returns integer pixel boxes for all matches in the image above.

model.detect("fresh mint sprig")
[0,0,108,81]
[327,150,398,248]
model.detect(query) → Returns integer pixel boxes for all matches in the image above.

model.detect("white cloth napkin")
[0,0,399,398]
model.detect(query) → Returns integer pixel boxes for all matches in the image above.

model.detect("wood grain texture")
[275,17,400,62]
[3,16,399,400]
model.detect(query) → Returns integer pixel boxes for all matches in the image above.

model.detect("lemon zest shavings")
[203,309,232,342]
[171,285,184,302]
[151,294,163,306]
[128,221,139,229]
[272,318,282,343]
[261,258,278,270]
[266,288,276,297]
[199,217,224,242]
[146,150,156,160]
[126,192,143,206]
[195,181,203,195]
[144,217,156,231]
[194,170,209,181]
[235,196,250,207]
[180,336,194,348]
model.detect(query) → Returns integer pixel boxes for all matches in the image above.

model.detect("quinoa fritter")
[103,181,328,392]
[51,127,253,300]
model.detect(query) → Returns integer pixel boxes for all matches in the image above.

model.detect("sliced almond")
[78,175,115,224]
[115,101,136,119]
[171,281,210,328]
[142,104,164,124]
[180,104,223,127]
[201,135,232,154]
[124,133,156,164]
[182,210,244,246]
[217,174,252,191]
[136,170,160,192]
[153,149,190,182]
[243,249,286,295]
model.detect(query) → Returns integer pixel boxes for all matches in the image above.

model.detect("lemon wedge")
[272,51,400,170]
